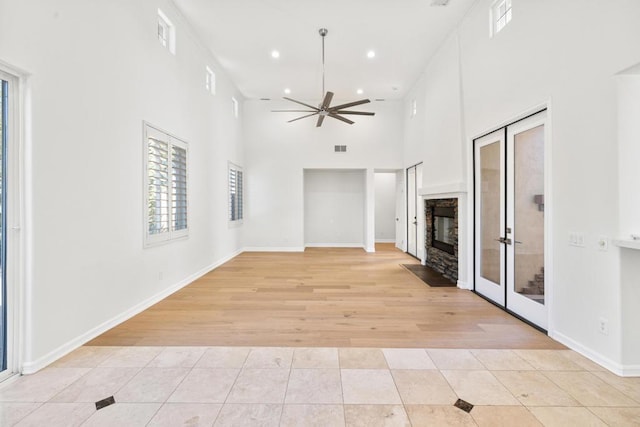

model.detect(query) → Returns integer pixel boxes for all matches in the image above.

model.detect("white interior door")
[474,129,506,306]
[506,111,548,329]
[415,164,425,261]
[406,166,417,257]
[395,170,405,250]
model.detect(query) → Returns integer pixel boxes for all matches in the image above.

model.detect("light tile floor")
[0,346,639,426]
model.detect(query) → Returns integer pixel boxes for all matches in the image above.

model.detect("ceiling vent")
[431,0,450,5]
[334,145,347,153]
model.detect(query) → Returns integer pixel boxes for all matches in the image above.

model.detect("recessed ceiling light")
[271,50,280,58]
[284,88,291,94]
[367,50,376,59]
[357,89,363,95]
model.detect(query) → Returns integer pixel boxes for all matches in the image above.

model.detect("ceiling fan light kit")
[272,28,375,127]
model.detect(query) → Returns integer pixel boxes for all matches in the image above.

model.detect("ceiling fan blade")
[329,99,371,111]
[316,115,326,127]
[272,110,317,112]
[287,112,319,123]
[334,110,375,116]
[328,113,355,125]
[283,97,320,111]
[321,91,334,109]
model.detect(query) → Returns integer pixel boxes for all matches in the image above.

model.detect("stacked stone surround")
[425,198,458,282]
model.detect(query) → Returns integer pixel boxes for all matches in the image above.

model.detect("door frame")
[0,62,27,382]
[405,162,423,259]
[471,105,553,332]
[473,129,506,307]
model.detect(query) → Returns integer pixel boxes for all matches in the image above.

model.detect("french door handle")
[413,221,417,225]
[496,237,512,245]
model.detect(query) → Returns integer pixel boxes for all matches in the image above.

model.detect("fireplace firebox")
[431,206,455,255]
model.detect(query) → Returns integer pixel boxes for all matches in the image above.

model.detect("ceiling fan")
[272,28,375,127]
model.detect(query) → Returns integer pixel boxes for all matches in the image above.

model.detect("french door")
[474,110,548,329]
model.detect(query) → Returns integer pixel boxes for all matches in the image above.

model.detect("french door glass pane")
[514,125,545,304]
[480,142,501,285]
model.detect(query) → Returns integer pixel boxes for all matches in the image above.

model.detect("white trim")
[549,330,640,377]
[243,247,305,252]
[418,182,467,197]
[375,239,396,243]
[21,249,242,374]
[457,280,471,290]
[305,243,366,249]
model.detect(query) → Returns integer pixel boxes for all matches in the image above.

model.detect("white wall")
[243,99,404,250]
[304,169,365,246]
[403,0,640,372]
[374,173,396,242]
[403,34,464,188]
[0,0,244,370]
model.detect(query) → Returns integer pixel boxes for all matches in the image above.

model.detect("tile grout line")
[337,347,347,427]
[211,346,253,426]
[278,349,295,426]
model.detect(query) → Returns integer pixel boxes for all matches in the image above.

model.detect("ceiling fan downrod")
[319,28,327,101]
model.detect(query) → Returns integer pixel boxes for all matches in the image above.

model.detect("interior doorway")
[373,171,397,245]
[474,110,548,329]
[406,163,423,259]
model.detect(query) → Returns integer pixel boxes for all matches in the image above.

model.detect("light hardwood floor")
[89,244,563,349]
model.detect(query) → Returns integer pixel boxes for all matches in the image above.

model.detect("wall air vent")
[334,145,347,153]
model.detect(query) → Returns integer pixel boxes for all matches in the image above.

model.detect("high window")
[228,163,243,222]
[157,9,176,54]
[491,0,512,35]
[205,67,216,95]
[144,123,188,246]
[232,97,239,118]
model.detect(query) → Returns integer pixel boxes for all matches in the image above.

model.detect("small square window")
[158,9,176,54]
[491,0,512,36]
[205,67,215,95]
[232,97,239,118]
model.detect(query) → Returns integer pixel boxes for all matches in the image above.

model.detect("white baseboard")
[21,249,243,374]
[375,239,395,243]
[305,243,365,248]
[243,246,304,252]
[549,330,640,376]
[365,246,376,253]
[457,280,471,290]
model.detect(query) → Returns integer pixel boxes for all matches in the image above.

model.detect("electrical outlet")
[597,236,609,251]
[598,317,609,335]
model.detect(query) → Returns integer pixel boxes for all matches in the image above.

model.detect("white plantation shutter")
[147,138,170,235]
[144,123,188,246]
[171,145,187,231]
[229,163,243,222]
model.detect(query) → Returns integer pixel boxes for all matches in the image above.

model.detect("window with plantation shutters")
[144,123,188,246]
[228,163,243,222]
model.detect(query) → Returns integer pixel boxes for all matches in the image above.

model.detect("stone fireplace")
[425,198,458,282]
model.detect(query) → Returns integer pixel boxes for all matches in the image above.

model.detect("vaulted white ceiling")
[173,0,476,102]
